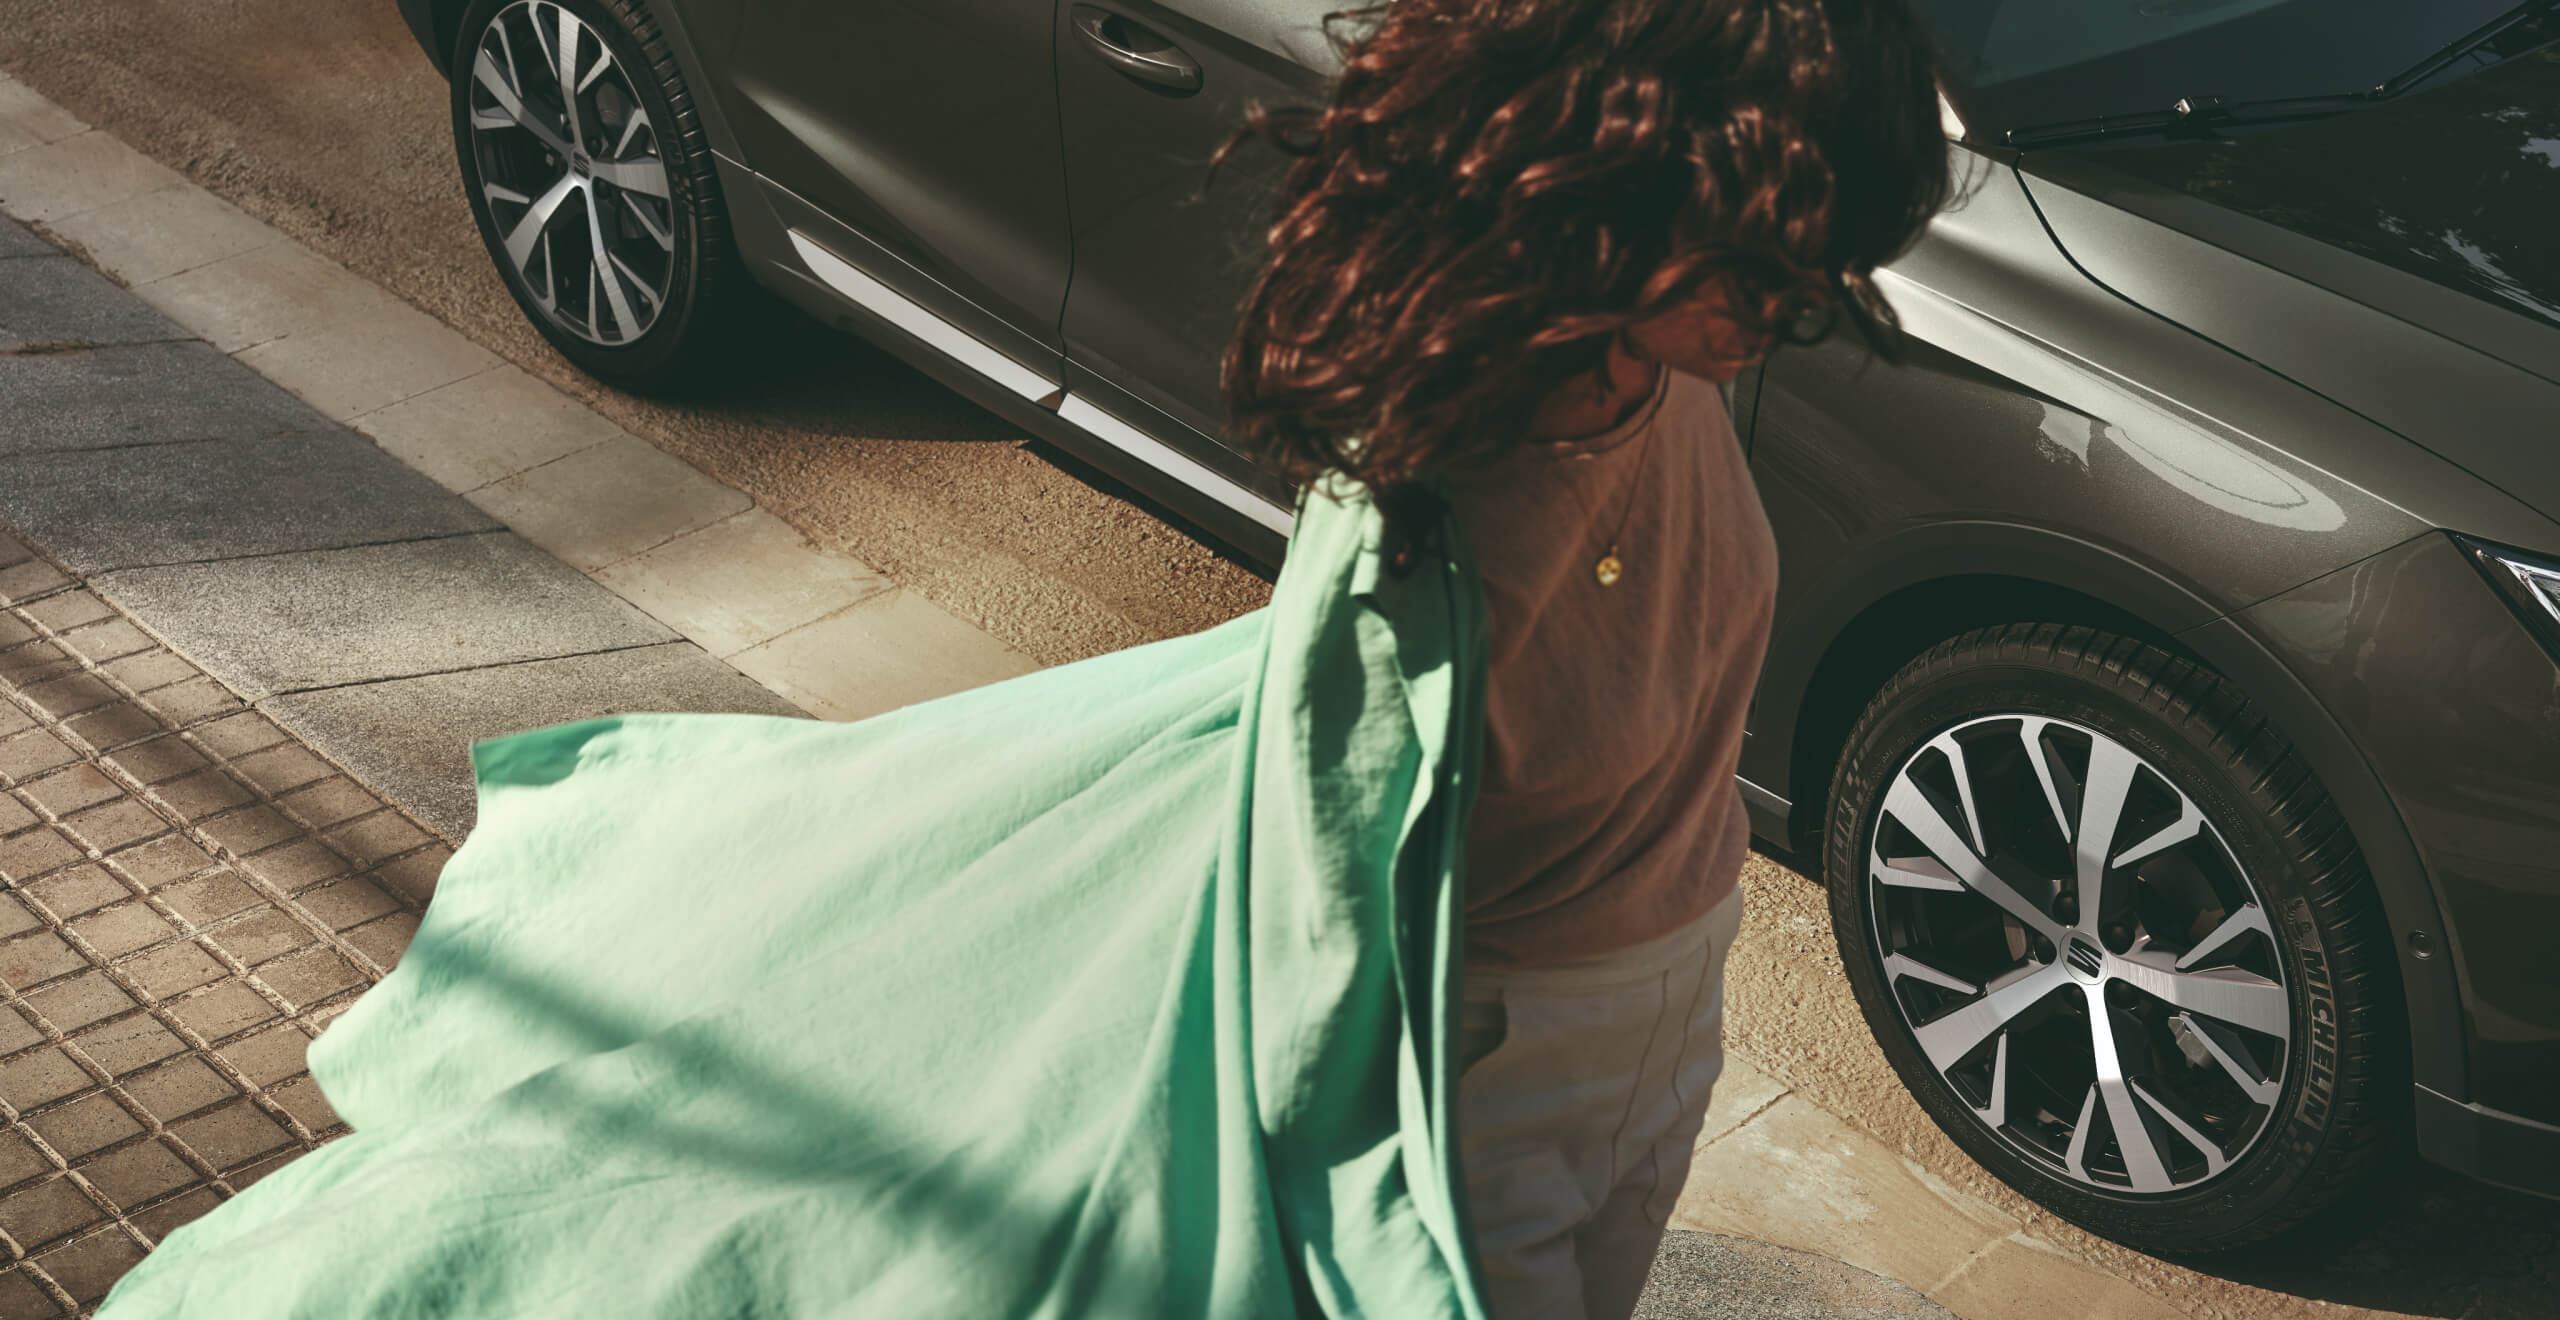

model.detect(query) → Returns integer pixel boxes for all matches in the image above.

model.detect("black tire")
[1822,623,2404,1256]
[449,0,760,395]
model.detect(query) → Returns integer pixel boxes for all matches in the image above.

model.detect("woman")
[97,2,1948,1317]
[1219,1,1949,1312]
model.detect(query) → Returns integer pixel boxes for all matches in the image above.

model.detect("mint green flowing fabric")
[97,480,1493,1319]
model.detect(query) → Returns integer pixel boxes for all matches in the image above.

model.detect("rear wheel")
[450,0,760,393]
[1824,624,2404,1255]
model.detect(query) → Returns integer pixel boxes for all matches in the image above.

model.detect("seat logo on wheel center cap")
[2064,935,2107,982]
[570,149,592,176]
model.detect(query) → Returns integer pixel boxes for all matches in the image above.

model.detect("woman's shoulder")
[1663,365,1738,427]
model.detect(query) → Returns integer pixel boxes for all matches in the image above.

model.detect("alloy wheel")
[463,0,676,346]
[1864,713,2291,1195]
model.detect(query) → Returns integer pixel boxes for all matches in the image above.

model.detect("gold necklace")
[1562,367,1667,587]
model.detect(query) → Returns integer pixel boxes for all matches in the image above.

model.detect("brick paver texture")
[0,529,449,1317]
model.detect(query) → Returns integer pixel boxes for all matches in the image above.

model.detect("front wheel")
[1823,623,2405,1256]
[449,0,761,394]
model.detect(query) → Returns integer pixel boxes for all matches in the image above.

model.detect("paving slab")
[263,644,807,840]
[350,364,625,493]
[1695,1053,1791,1151]
[730,589,1038,723]
[0,340,336,456]
[464,435,754,572]
[0,255,185,352]
[0,129,188,224]
[1672,1094,2023,1301]
[229,301,499,423]
[126,235,398,356]
[93,533,676,702]
[1635,1231,1956,1319]
[0,75,86,158]
[27,186,280,287]
[1927,1233,2189,1320]
[595,508,895,659]
[0,430,497,573]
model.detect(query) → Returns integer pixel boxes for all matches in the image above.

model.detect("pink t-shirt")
[1447,365,1779,969]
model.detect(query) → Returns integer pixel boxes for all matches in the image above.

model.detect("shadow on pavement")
[2193,1153,2560,1320]
[1636,1230,1952,1319]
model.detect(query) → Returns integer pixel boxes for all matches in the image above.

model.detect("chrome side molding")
[785,228,1295,538]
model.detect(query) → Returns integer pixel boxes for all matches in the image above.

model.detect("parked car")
[395,0,2560,1255]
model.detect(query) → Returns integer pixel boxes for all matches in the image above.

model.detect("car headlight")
[2453,534,2560,655]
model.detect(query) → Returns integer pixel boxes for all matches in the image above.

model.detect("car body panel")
[721,0,1075,361]
[655,0,756,160]
[2046,45,2560,355]
[2023,162,2560,540]
[1922,0,2517,145]
[2243,531,2560,1126]
[1742,145,2471,817]
[395,0,445,71]
[1053,0,1331,488]
[730,162,1289,563]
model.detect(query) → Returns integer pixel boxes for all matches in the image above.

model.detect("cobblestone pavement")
[0,527,444,1316]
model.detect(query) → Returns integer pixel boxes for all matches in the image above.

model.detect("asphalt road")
[2,3,2554,1318]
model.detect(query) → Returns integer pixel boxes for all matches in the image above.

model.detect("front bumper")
[2243,530,2560,1184]
[2418,1088,2560,1200]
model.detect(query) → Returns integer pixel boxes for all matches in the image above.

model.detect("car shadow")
[1019,435,1280,585]
[668,295,1017,447]
[2186,1152,2560,1318]
[672,298,1278,586]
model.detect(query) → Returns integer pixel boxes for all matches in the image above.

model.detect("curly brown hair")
[1217,0,1955,494]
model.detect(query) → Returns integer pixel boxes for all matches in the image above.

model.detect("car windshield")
[1913,0,2525,143]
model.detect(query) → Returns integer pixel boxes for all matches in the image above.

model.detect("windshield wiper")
[2004,0,2560,149]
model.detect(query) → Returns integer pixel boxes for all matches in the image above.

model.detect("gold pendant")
[1595,550,1623,586]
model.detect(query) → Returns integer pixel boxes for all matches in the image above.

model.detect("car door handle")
[1071,5,1203,94]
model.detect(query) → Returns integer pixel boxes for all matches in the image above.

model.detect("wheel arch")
[1760,521,2465,1100]
[411,0,749,162]
[396,0,459,77]
[1779,573,2194,849]
[1764,523,2215,852]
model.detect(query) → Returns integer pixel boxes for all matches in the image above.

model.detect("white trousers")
[1456,886,1746,1320]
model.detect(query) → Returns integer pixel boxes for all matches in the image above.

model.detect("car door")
[1051,0,1343,521]
[720,0,1072,377]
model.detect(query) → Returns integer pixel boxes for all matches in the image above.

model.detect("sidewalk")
[1,67,1036,842]
[0,524,1964,1320]
[0,526,439,1314]
[0,74,2157,1319]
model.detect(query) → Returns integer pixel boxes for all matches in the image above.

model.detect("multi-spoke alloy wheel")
[448,0,757,392]
[1825,624,2404,1255]
[1868,715,2287,1195]
[467,0,673,345]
